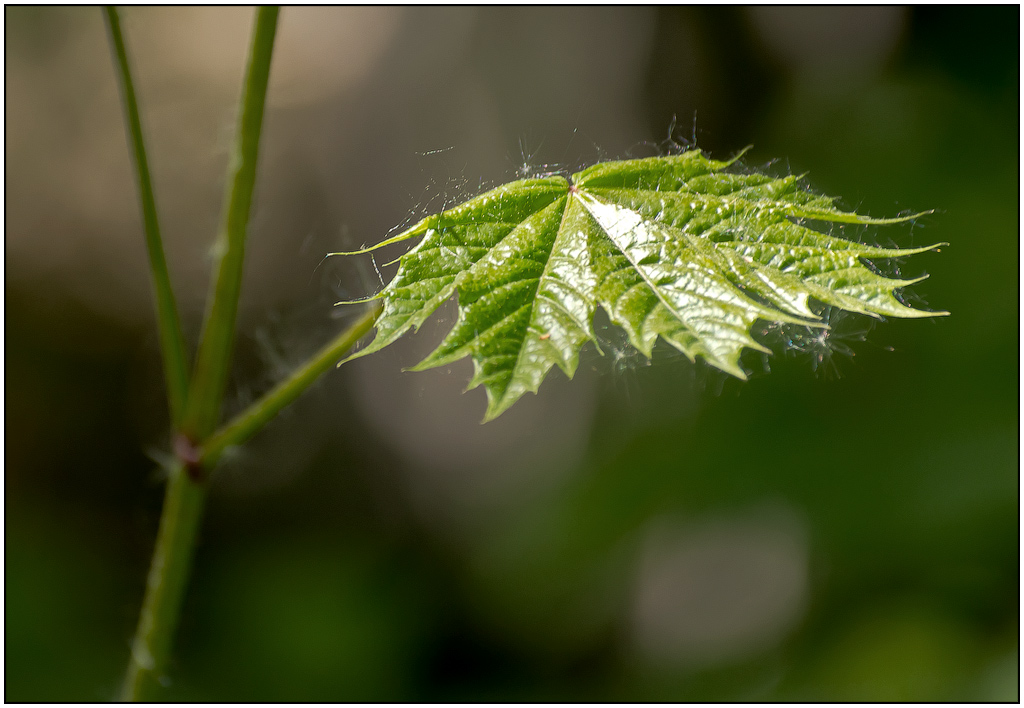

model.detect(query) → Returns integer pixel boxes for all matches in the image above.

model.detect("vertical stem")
[104,6,190,425]
[183,6,280,441]
[119,7,279,701]
[120,464,206,701]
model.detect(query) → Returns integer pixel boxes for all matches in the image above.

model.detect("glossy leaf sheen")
[344,151,945,421]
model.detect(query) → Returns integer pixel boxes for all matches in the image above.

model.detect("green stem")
[183,6,280,441]
[201,304,381,468]
[120,463,206,701]
[119,305,379,700]
[104,6,190,425]
[119,7,279,700]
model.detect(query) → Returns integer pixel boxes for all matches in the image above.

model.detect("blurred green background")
[5,6,1018,701]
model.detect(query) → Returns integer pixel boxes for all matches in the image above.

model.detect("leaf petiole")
[200,304,381,468]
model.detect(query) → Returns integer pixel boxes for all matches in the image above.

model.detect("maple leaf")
[339,150,946,421]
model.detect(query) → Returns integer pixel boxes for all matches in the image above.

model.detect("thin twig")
[104,6,190,425]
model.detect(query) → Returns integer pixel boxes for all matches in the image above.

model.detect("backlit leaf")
[339,150,946,421]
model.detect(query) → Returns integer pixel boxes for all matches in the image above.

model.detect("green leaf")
[340,150,947,421]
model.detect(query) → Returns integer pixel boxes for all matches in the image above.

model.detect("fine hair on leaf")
[333,147,948,422]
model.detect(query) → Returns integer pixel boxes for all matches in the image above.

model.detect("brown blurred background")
[6,6,1018,701]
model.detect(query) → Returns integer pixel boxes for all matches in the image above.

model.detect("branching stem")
[119,305,379,700]
[116,6,280,700]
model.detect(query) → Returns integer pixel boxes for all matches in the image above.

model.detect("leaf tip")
[481,396,512,424]
[334,293,383,307]
[724,145,754,167]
